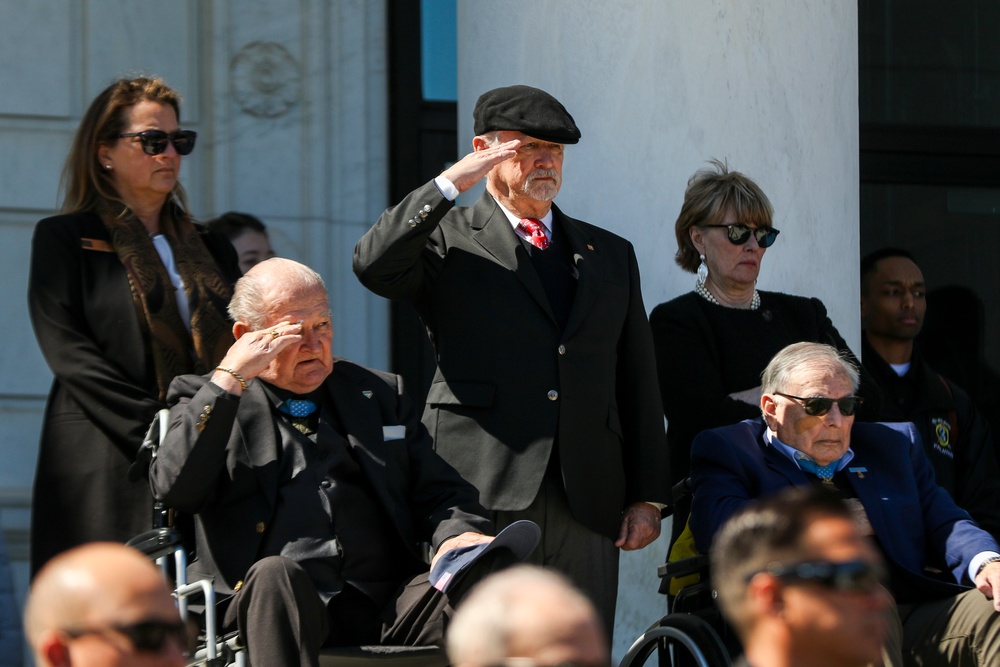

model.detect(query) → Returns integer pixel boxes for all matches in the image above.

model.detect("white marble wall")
[0,3,387,661]
[456,1,860,660]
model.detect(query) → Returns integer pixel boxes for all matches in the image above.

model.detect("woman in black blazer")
[28,76,240,574]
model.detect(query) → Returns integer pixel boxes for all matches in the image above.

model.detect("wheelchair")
[128,409,448,666]
[617,481,738,667]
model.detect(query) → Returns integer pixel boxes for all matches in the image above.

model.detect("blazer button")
[321,480,332,489]
[421,204,432,213]
[547,390,559,401]
[255,521,266,534]
[557,344,566,355]
[408,218,418,227]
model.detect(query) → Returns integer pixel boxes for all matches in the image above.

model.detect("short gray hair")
[228,258,327,330]
[760,342,860,396]
[479,130,502,147]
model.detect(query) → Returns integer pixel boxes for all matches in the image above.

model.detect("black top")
[650,290,881,489]
[862,334,1000,540]
[28,211,240,574]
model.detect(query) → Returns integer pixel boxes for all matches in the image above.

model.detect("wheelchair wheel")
[619,613,732,667]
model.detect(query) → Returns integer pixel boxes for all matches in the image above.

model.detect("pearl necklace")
[695,281,760,310]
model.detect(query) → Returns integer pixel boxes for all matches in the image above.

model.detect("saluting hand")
[211,321,303,395]
[440,139,521,193]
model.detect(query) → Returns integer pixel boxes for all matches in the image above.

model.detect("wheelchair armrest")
[127,528,185,561]
[658,554,709,580]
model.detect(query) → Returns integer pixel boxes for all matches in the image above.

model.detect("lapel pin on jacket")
[362,390,373,399]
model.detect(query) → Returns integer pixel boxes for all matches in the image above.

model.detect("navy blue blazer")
[690,418,999,590]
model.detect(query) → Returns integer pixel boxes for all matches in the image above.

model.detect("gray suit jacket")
[149,359,492,594]
[354,182,669,538]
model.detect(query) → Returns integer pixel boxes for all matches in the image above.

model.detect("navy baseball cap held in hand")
[430,520,541,593]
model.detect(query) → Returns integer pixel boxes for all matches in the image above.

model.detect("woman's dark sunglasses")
[118,129,197,156]
[774,392,863,417]
[702,223,780,248]
[751,559,886,594]
[64,619,193,654]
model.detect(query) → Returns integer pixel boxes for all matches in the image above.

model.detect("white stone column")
[455,1,859,658]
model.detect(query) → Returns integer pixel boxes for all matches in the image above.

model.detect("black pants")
[224,557,450,667]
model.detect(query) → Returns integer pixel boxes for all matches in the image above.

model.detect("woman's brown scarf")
[99,200,234,401]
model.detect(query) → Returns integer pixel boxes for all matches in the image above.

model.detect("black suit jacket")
[28,211,239,573]
[354,182,669,538]
[149,360,493,595]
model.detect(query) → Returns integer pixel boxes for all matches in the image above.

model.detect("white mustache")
[527,168,559,183]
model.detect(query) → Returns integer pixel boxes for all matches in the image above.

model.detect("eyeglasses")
[774,392,863,417]
[64,619,192,654]
[750,559,886,594]
[118,129,197,156]
[701,223,780,248]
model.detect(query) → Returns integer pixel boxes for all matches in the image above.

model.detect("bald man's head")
[25,543,186,667]
[447,565,609,667]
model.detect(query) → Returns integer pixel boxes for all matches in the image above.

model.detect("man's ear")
[471,135,491,152]
[761,393,778,427]
[747,573,784,617]
[38,631,71,667]
[233,322,250,340]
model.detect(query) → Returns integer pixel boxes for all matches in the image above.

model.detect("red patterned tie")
[517,218,550,250]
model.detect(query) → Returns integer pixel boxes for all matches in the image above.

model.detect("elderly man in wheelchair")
[148,258,521,667]
[688,342,1000,667]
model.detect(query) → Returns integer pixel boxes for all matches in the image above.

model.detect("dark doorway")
[859,0,1000,432]
[386,0,458,406]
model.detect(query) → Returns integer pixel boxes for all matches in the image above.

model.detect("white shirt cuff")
[969,551,1000,581]
[433,175,460,201]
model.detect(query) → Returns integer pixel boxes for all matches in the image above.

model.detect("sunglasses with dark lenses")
[774,392,863,417]
[65,619,193,654]
[118,129,197,156]
[752,559,886,594]
[702,223,780,248]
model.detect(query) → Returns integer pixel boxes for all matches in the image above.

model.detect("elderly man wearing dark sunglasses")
[24,542,188,667]
[691,341,1000,667]
[711,487,891,667]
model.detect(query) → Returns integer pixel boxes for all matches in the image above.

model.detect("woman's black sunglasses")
[702,223,780,248]
[118,129,197,156]
[774,392,863,417]
[751,559,886,594]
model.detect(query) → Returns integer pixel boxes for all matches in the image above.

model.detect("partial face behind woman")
[97,100,185,213]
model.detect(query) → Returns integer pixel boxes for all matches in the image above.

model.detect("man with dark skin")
[860,247,1000,539]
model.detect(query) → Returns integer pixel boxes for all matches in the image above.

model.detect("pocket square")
[382,425,406,441]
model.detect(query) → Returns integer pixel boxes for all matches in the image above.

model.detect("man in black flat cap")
[354,84,669,636]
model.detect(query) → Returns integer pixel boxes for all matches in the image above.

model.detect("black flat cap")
[473,85,581,144]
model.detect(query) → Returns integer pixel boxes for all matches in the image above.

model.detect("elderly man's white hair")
[760,341,860,398]
[228,257,327,330]
[447,564,608,667]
